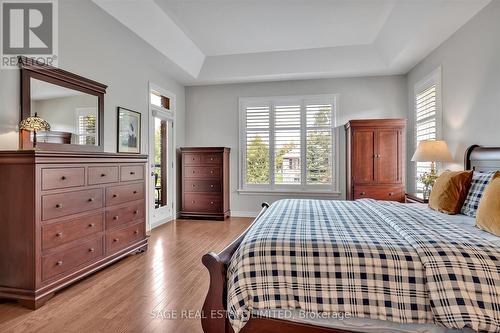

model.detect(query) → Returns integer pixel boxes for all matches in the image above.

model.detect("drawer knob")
[56,261,63,266]
[101,173,106,177]
[360,192,366,196]
[89,248,95,253]
[389,192,394,196]
[113,238,119,242]
[210,157,214,161]
[113,216,119,220]
[134,230,139,235]
[130,171,135,175]
[192,170,195,174]
[210,170,214,174]
[88,223,95,227]
[61,176,66,180]
[192,157,195,161]
[56,203,63,208]
[88,198,94,202]
[56,232,63,237]
[210,201,214,205]
[113,194,118,198]
[191,200,195,204]
[134,210,139,215]
[210,184,214,188]
[192,184,196,187]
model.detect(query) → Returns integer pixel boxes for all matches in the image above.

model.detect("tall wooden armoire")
[346,119,406,202]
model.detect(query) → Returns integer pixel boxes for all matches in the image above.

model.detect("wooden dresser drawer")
[120,165,144,182]
[105,200,144,229]
[201,153,222,165]
[88,166,119,185]
[41,167,85,191]
[106,221,145,254]
[183,194,222,213]
[354,186,404,202]
[106,183,144,206]
[42,236,103,281]
[184,179,221,193]
[184,166,221,179]
[42,188,104,221]
[184,153,201,166]
[42,213,103,251]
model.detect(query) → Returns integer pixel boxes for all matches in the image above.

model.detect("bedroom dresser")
[346,119,406,202]
[0,150,148,309]
[179,147,230,220]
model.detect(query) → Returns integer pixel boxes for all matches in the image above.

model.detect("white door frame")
[148,82,176,231]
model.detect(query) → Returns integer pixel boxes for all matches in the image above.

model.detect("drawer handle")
[101,173,106,177]
[134,210,139,215]
[113,216,119,220]
[61,176,66,180]
[88,223,95,227]
[113,238,119,242]
[130,171,136,175]
[56,232,63,237]
[56,203,63,208]
[56,261,63,266]
[88,198,94,202]
[360,192,366,196]
[134,230,139,235]
[89,248,95,253]
[113,194,118,198]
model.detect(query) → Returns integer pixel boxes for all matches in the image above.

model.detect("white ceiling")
[93,0,491,85]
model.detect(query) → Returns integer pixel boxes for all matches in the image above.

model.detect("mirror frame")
[19,56,107,152]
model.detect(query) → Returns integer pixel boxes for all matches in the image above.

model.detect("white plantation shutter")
[414,69,441,191]
[245,105,270,184]
[75,108,97,145]
[241,95,336,192]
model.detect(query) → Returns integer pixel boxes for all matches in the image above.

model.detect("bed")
[201,145,500,333]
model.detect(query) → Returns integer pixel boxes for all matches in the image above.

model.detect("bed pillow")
[476,174,500,236]
[461,171,499,217]
[428,170,473,215]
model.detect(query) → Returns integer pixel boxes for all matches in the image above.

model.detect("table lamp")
[19,113,51,148]
[411,140,453,174]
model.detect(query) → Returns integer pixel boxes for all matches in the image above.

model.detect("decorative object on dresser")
[0,151,148,309]
[346,119,406,202]
[180,147,230,220]
[411,139,453,199]
[19,112,51,148]
[405,192,429,204]
[117,107,141,154]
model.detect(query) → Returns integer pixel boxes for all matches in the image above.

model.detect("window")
[240,94,337,193]
[414,68,442,191]
[150,90,171,110]
[75,107,97,145]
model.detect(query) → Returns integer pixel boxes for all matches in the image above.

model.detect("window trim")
[413,66,443,191]
[238,94,340,195]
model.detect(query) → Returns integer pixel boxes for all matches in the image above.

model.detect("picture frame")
[117,107,141,154]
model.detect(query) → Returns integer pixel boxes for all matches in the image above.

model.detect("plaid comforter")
[226,199,500,332]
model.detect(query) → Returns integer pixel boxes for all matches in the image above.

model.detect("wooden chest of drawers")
[0,151,148,309]
[180,147,230,220]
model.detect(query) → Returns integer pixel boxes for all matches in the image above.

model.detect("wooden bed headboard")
[465,145,500,172]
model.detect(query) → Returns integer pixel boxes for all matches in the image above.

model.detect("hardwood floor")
[0,217,253,333]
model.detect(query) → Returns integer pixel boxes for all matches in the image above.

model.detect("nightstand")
[405,192,429,204]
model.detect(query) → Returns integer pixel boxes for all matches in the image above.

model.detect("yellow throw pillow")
[428,170,473,214]
[476,173,500,236]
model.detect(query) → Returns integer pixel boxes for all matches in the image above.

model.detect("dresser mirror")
[20,57,107,151]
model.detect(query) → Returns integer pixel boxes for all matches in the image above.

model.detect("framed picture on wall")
[117,107,141,153]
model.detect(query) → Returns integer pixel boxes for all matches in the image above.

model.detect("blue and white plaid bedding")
[227,199,500,332]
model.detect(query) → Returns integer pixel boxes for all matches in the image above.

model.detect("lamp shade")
[411,140,453,162]
[19,113,51,132]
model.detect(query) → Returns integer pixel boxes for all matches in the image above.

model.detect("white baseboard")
[230,211,259,218]
[151,216,174,229]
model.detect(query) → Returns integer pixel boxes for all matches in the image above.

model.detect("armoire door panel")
[352,130,376,184]
[377,129,401,184]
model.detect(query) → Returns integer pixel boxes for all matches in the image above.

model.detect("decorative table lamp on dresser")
[19,112,51,148]
[409,140,453,200]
